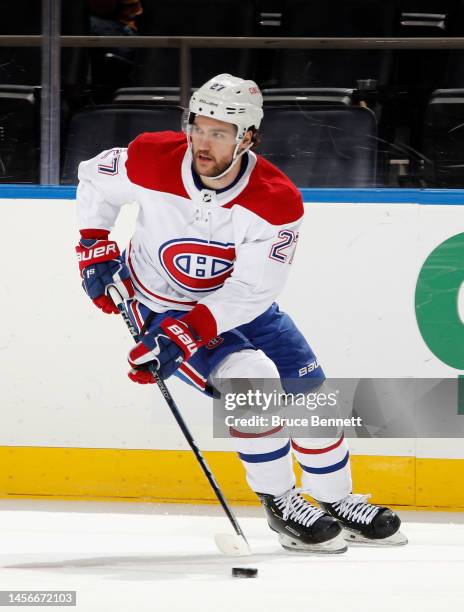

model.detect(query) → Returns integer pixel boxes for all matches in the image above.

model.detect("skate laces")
[275,488,325,527]
[332,493,380,525]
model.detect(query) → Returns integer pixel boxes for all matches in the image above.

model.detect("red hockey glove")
[76,229,135,314]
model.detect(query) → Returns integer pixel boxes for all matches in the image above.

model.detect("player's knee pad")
[210,349,280,387]
[210,349,287,438]
[210,348,283,411]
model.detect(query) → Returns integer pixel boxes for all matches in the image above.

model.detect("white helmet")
[185,74,263,180]
[188,73,263,141]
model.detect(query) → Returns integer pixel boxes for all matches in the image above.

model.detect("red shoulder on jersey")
[224,155,304,225]
[126,131,189,198]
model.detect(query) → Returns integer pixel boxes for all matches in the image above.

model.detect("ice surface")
[0,500,463,612]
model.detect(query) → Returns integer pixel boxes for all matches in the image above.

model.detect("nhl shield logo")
[159,238,236,292]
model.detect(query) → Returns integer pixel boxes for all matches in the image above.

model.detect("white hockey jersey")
[76,131,303,342]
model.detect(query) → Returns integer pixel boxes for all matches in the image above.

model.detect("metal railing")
[9,1,464,183]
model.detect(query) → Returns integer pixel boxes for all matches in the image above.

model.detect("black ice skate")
[319,493,408,546]
[258,488,347,554]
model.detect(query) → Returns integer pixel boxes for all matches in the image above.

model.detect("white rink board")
[0,198,463,457]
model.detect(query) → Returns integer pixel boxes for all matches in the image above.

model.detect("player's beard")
[192,150,232,178]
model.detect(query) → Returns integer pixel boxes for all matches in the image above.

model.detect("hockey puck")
[232,567,258,578]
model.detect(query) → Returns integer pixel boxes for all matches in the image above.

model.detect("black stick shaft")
[110,289,248,545]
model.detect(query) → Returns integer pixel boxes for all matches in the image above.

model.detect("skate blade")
[278,532,348,554]
[343,529,408,546]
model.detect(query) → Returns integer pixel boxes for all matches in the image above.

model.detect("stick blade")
[214,533,250,556]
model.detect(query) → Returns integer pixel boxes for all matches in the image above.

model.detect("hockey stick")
[107,285,250,556]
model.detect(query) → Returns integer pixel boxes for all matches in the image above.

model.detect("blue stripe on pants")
[299,451,350,474]
[238,440,291,463]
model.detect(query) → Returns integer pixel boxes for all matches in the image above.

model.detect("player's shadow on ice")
[3,550,301,581]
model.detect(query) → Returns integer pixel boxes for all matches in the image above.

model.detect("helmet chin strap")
[186,121,252,183]
[200,142,252,182]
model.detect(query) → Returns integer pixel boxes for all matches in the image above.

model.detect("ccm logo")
[77,244,117,262]
[167,324,197,354]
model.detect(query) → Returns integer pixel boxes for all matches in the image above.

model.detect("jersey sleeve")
[76,148,133,233]
[182,207,303,342]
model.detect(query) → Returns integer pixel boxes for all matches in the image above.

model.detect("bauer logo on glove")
[128,317,202,383]
[76,242,118,264]
[75,231,135,314]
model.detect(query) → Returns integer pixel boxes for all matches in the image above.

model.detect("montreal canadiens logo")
[205,336,224,350]
[159,238,236,292]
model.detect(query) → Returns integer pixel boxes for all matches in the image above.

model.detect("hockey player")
[75,73,406,553]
